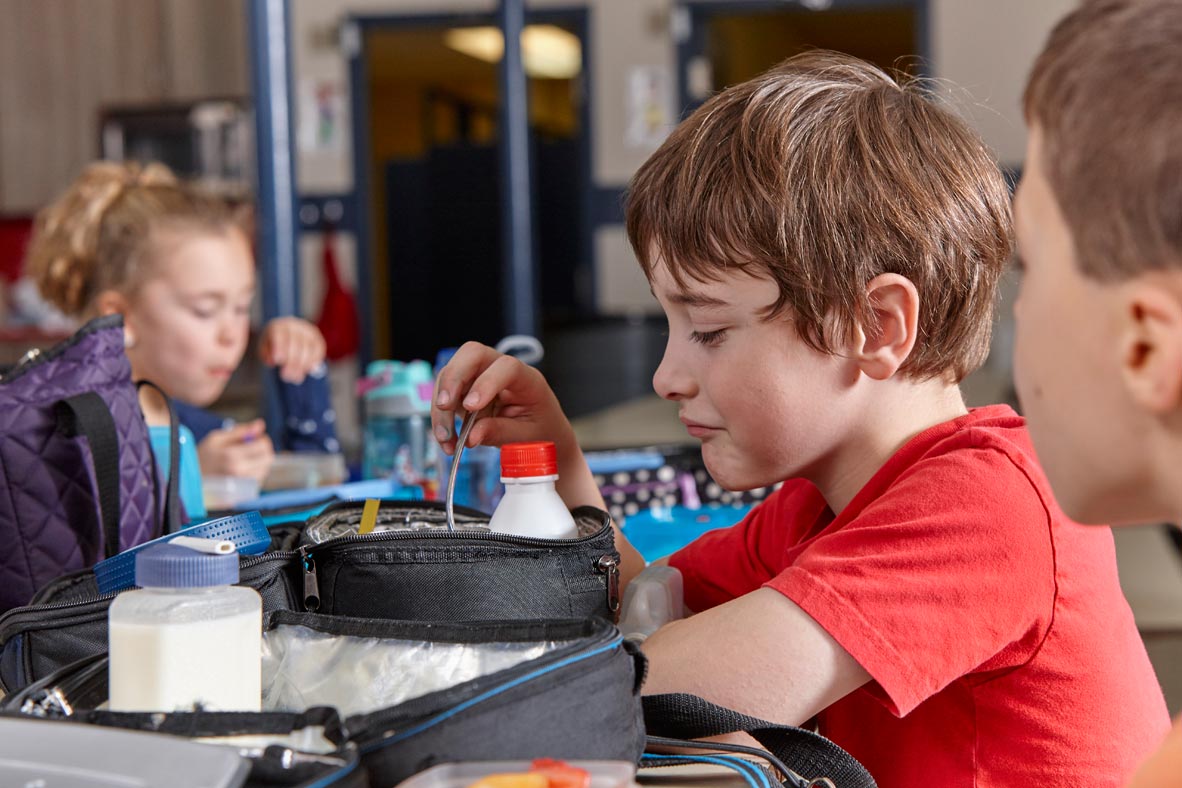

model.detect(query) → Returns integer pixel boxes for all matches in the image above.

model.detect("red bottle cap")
[500,441,559,478]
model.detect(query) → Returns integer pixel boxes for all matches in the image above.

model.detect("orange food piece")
[530,758,591,788]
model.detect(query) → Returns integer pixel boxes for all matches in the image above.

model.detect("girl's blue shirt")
[148,423,207,520]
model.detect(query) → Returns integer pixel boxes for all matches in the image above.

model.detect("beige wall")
[290,0,1075,317]
[931,0,1077,166]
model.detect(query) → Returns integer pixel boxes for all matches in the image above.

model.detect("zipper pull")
[299,546,320,611]
[596,554,621,621]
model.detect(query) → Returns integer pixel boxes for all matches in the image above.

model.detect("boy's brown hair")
[626,50,1012,383]
[1024,0,1182,281]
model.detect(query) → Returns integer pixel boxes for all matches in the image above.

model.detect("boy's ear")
[93,289,136,349]
[1119,283,1182,414]
[851,273,920,381]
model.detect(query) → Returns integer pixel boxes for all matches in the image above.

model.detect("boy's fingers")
[434,342,498,410]
[461,354,527,411]
[432,342,500,440]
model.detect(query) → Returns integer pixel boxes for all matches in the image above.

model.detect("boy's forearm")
[554,430,646,587]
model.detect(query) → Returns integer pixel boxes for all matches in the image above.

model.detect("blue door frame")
[247,0,299,445]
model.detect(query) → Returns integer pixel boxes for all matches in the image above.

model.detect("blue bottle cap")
[134,543,239,589]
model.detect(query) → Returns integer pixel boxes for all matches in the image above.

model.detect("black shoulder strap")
[643,693,877,788]
[136,381,182,535]
[55,393,121,559]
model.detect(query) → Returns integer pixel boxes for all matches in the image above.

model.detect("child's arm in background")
[259,317,327,384]
[432,341,645,586]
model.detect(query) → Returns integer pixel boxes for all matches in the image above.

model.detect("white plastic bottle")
[487,441,579,540]
[108,541,262,712]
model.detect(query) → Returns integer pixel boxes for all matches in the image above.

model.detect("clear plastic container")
[108,541,262,712]
[617,565,685,643]
[201,475,260,510]
[262,451,348,491]
[487,442,578,540]
[394,760,636,788]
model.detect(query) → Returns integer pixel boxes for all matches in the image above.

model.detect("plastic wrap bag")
[261,623,567,716]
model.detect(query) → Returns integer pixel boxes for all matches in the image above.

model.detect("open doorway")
[678,1,926,114]
[351,11,590,363]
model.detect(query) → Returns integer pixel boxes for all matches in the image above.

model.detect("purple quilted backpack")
[0,315,172,611]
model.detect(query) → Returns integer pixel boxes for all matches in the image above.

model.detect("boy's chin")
[700,454,771,494]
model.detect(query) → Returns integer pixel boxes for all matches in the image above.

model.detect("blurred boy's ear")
[851,273,920,381]
[1119,283,1182,414]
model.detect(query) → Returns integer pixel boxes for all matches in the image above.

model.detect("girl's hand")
[197,419,275,483]
[259,318,327,384]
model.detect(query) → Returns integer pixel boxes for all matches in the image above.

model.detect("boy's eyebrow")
[650,286,730,308]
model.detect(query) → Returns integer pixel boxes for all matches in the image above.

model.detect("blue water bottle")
[362,359,439,497]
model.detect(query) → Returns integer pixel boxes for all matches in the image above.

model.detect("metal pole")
[247,0,300,447]
[498,0,538,337]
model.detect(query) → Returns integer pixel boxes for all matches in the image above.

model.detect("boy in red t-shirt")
[433,50,1168,786]
[1013,1,1182,786]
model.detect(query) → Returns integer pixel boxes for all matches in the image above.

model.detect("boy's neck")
[813,380,968,515]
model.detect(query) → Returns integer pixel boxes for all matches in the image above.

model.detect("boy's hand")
[259,317,327,384]
[431,342,645,585]
[197,419,275,483]
[431,341,573,456]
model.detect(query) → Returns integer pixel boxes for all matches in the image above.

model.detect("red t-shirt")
[669,405,1169,788]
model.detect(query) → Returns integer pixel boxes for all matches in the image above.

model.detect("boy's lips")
[680,415,721,438]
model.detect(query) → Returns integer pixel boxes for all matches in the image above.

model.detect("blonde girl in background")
[24,161,329,517]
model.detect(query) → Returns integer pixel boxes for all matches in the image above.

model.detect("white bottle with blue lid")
[108,540,262,712]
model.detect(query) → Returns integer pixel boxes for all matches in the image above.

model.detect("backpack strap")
[136,381,182,535]
[643,693,876,788]
[54,393,121,559]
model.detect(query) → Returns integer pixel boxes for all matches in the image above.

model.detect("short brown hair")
[1024,0,1182,281]
[626,50,1013,383]
[25,161,244,317]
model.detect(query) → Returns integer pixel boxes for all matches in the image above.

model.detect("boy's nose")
[652,345,694,401]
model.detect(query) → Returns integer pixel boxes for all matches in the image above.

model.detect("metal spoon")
[445,410,479,532]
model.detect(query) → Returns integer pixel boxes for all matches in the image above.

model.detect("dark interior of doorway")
[362,15,588,365]
[682,2,923,112]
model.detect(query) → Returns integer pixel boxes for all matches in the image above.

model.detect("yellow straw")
[358,498,380,535]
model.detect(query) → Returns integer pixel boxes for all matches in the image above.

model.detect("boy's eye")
[689,328,727,347]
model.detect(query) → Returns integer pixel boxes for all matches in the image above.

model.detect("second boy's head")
[625,51,1012,492]
[1015,0,1182,525]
